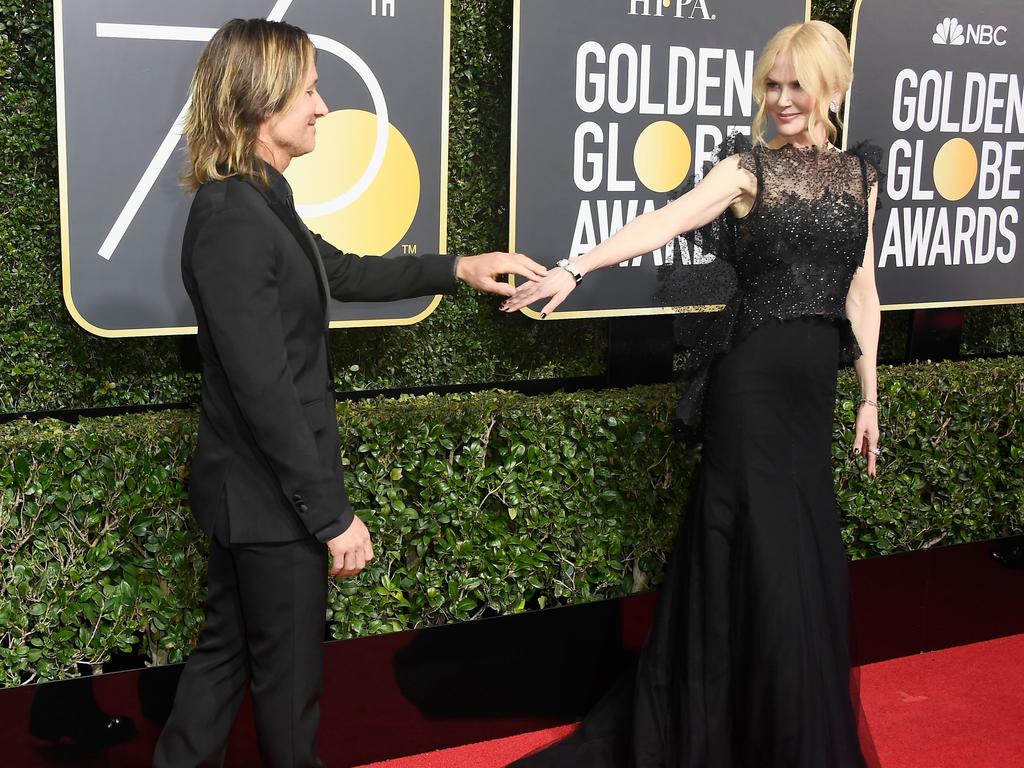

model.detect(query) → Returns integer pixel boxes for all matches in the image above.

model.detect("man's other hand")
[327,515,374,578]
[456,252,548,297]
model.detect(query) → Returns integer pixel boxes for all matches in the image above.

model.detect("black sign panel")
[56,0,450,336]
[846,0,1024,309]
[509,0,808,319]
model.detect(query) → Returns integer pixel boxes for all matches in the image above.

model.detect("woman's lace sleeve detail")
[656,131,753,307]
[654,132,755,429]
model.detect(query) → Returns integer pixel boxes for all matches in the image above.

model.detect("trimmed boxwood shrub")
[2,357,1022,685]
[1,0,1022,692]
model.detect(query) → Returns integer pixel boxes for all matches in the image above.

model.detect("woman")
[502,21,880,768]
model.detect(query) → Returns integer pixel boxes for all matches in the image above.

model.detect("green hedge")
[2,357,1022,685]
[2,0,1022,413]
[2,0,1022,686]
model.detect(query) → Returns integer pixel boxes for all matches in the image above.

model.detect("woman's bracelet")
[859,398,878,407]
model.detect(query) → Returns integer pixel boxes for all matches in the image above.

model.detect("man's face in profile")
[260,60,328,166]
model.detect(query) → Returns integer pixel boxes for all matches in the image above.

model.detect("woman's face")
[763,52,823,145]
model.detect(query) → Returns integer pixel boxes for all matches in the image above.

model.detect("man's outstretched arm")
[313,233,546,301]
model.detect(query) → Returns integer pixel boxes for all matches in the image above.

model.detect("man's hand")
[456,252,548,297]
[327,515,374,578]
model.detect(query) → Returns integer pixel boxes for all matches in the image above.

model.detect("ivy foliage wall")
[1,0,1021,413]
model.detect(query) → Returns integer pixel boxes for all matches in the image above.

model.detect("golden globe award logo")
[511,0,807,319]
[847,0,1023,308]
[569,41,751,268]
[879,65,1022,269]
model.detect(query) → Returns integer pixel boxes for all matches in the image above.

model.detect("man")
[153,18,545,768]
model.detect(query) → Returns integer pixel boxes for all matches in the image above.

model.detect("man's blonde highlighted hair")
[182,18,314,191]
[751,21,853,147]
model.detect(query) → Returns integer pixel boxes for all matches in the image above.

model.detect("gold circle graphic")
[285,109,420,256]
[933,137,977,202]
[633,121,692,194]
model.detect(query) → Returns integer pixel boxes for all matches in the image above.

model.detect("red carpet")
[356,634,1024,768]
[857,633,1024,767]
[354,725,578,768]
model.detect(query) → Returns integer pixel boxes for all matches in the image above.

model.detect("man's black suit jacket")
[181,165,457,544]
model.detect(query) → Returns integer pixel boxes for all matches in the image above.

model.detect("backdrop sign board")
[509,0,809,319]
[846,0,1024,309]
[55,0,450,337]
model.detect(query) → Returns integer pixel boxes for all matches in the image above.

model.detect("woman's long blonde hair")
[182,18,314,190]
[751,21,853,147]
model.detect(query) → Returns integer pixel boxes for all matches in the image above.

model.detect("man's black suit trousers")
[153,513,328,768]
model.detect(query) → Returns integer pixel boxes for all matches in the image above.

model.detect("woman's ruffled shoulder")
[847,140,885,191]
[847,139,883,168]
[716,130,755,164]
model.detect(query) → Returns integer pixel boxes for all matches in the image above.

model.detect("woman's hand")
[499,266,578,317]
[852,403,881,477]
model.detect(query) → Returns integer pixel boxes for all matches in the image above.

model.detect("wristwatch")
[555,258,583,284]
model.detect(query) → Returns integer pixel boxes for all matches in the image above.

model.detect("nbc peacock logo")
[931,16,1007,46]
[932,16,966,45]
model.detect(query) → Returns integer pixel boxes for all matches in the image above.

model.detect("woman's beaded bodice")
[732,142,876,340]
[659,134,880,427]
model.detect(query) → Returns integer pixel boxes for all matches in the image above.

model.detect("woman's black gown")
[513,138,879,768]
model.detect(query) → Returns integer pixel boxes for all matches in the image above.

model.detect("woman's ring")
[871,446,883,456]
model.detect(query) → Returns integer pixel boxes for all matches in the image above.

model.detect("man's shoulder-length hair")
[182,18,314,191]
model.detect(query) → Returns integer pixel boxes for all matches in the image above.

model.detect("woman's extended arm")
[500,156,754,316]
[846,182,882,477]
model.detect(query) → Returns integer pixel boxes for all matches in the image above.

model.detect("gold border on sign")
[56,1,451,337]
[840,0,863,150]
[440,0,451,257]
[508,0,521,266]
[881,297,1024,311]
[508,0,814,321]
[55,1,198,338]
[845,0,1024,312]
[329,0,452,328]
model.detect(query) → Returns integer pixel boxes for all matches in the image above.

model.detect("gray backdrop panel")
[510,0,807,318]
[58,0,447,335]
[846,0,1023,308]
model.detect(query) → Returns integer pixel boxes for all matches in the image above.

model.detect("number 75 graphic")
[93,0,390,261]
